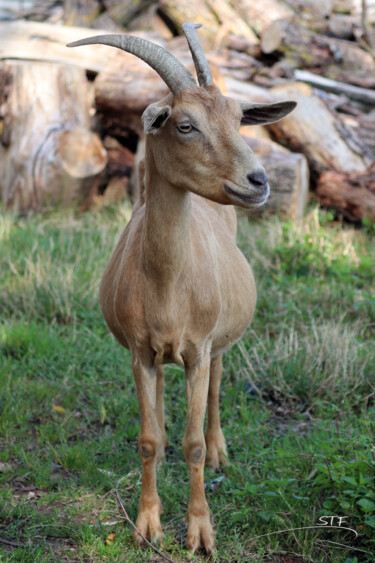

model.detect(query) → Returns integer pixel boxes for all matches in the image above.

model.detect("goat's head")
[68,24,296,209]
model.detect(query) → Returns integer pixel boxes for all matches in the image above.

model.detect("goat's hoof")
[205,436,229,469]
[134,503,163,546]
[186,511,215,554]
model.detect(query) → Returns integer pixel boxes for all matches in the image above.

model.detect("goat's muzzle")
[224,171,270,208]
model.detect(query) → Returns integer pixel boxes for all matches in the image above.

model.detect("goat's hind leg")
[132,357,163,544]
[205,355,229,469]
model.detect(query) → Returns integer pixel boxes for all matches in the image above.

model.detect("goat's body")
[100,192,256,368]
[68,26,297,553]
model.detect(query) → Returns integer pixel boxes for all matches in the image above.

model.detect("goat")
[68,24,296,554]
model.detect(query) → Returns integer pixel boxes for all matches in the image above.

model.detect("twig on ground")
[0,537,28,548]
[115,490,174,563]
[324,458,338,498]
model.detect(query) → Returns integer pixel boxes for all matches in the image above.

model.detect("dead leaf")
[106,532,116,545]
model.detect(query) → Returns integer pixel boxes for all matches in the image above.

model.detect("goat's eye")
[177,123,193,133]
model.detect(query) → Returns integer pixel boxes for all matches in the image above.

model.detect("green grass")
[0,204,374,562]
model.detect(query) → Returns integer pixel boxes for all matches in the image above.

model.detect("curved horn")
[182,23,213,87]
[67,34,198,94]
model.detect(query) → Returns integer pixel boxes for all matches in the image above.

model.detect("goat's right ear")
[239,101,297,126]
[142,103,172,135]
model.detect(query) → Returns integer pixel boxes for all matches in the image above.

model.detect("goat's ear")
[142,103,172,135]
[240,101,297,126]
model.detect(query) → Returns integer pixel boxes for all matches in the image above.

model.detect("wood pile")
[0,0,374,221]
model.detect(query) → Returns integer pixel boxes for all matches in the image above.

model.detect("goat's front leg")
[183,354,215,554]
[132,357,163,544]
[156,365,167,463]
[205,355,228,469]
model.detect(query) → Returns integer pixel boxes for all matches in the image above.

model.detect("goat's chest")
[100,205,256,364]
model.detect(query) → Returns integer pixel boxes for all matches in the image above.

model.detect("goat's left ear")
[142,103,172,135]
[240,101,297,126]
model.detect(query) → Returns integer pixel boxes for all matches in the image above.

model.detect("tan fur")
[99,84,268,553]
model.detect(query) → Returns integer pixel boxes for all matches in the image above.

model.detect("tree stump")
[0,61,107,213]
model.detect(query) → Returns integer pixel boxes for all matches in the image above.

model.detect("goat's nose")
[247,170,268,187]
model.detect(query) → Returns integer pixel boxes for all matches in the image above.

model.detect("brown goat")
[68,24,296,554]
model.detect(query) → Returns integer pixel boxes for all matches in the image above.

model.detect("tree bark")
[0,61,106,213]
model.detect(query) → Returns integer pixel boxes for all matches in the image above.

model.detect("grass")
[0,203,374,562]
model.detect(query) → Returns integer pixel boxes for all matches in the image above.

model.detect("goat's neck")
[141,145,191,284]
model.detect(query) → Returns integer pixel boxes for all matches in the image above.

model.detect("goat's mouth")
[224,181,270,208]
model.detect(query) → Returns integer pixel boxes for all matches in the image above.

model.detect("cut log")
[63,0,100,27]
[267,82,371,177]
[344,110,375,154]
[261,19,375,84]
[158,0,259,47]
[223,34,262,58]
[328,13,356,39]
[103,136,135,178]
[0,61,107,212]
[205,0,259,44]
[158,0,222,49]
[230,0,294,36]
[0,20,139,73]
[224,76,277,103]
[316,168,375,221]
[101,176,129,205]
[242,136,310,219]
[104,0,153,27]
[294,69,375,105]
[285,0,333,32]
[128,5,174,39]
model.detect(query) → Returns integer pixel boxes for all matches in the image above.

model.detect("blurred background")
[0,0,374,220]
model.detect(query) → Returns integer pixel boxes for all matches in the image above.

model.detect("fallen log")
[267,82,371,177]
[316,168,375,222]
[0,61,106,212]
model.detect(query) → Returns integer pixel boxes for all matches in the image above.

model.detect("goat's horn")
[182,23,213,87]
[67,34,198,94]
